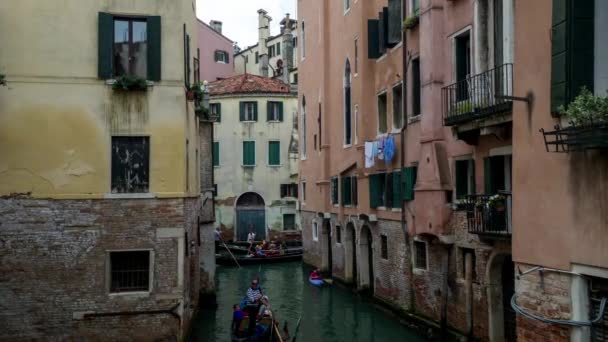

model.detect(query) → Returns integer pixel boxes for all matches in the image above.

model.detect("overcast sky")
[196,0,297,50]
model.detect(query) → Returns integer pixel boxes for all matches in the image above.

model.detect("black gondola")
[216,252,302,266]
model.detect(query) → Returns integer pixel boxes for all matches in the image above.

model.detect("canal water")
[189,261,426,342]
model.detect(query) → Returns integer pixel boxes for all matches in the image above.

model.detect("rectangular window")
[269,45,275,58]
[331,177,339,205]
[240,101,258,121]
[378,92,388,133]
[385,173,394,208]
[388,0,403,45]
[354,39,359,74]
[268,141,280,166]
[369,173,387,208]
[280,184,298,198]
[312,221,318,241]
[283,214,296,230]
[210,103,222,122]
[113,18,148,78]
[255,52,259,64]
[393,84,403,128]
[109,251,150,293]
[344,0,350,12]
[336,225,342,244]
[455,159,475,200]
[267,101,283,121]
[455,32,471,101]
[381,235,388,259]
[412,58,421,116]
[213,142,219,167]
[302,182,306,202]
[111,137,149,193]
[341,176,357,206]
[414,241,427,270]
[460,248,477,281]
[276,42,281,55]
[243,141,255,166]
[214,50,229,63]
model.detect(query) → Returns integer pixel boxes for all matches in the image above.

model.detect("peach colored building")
[299,0,518,340]
[197,19,234,82]
[512,1,608,341]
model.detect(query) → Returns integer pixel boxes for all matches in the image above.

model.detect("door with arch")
[235,192,266,241]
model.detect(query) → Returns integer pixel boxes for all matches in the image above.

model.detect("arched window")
[301,96,307,158]
[344,60,352,145]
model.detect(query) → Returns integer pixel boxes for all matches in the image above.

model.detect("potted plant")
[403,15,420,30]
[112,75,148,91]
[189,81,206,101]
[559,87,608,127]
[488,194,506,212]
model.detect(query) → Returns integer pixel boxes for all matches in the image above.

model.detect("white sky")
[196,0,297,50]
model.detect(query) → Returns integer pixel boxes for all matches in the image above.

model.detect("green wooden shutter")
[392,171,402,208]
[403,167,416,201]
[369,174,381,208]
[484,157,494,195]
[213,142,219,166]
[147,16,162,81]
[367,20,381,59]
[352,176,358,206]
[267,102,272,121]
[387,0,402,45]
[98,12,113,79]
[278,102,284,122]
[455,160,469,199]
[268,141,280,165]
[253,102,258,121]
[239,102,246,121]
[243,141,255,166]
[217,103,222,122]
[342,177,352,205]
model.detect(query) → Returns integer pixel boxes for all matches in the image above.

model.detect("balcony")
[442,63,513,126]
[464,192,512,237]
[541,122,608,153]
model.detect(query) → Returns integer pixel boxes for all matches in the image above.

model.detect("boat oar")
[221,239,240,268]
[291,315,302,342]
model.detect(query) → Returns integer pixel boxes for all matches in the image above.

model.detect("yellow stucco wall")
[0,0,200,199]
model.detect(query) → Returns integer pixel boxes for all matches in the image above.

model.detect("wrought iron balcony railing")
[464,192,512,237]
[442,63,514,126]
[540,122,608,153]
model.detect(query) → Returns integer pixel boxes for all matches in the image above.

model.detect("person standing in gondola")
[245,278,263,336]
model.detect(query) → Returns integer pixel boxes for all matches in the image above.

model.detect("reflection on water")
[189,261,426,342]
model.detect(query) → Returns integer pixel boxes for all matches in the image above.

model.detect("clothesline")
[364,135,396,169]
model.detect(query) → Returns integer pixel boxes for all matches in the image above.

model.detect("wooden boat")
[217,252,302,266]
[231,298,290,341]
[308,277,324,286]
[222,243,303,255]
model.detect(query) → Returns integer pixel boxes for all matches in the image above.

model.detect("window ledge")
[105,79,155,87]
[242,165,256,168]
[391,208,402,212]
[408,115,422,124]
[104,193,156,199]
[413,268,428,275]
[241,121,257,123]
[268,120,283,123]
[344,8,351,15]
[108,291,151,298]
[343,144,353,149]
[390,127,402,134]
[376,54,388,63]
[391,42,403,51]
[268,164,282,168]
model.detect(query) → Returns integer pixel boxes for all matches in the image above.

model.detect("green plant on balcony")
[558,87,608,126]
[0,74,6,86]
[488,194,506,211]
[112,75,148,91]
[452,100,473,116]
[403,15,420,30]
[195,105,209,118]
[188,81,206,101]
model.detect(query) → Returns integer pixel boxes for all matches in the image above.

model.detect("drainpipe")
[465,250,473,339]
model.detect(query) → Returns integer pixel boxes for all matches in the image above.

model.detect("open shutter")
[217,103,222,122]
[551,0,569,113]
[98,12,113,79]
[388,0,402,45]
[369,174,380,208]
[403,167,416,201]
[392,171,402,208]
[253,102,258,121]
[147,16,162,81]
[367,20,381,59]
[267,102,272,121]
[239,102,246,121]
[352,177,358,206]
[213,142,219,166]
[278,102,284,122]
[484,157,494,195]
[378,12,386,54]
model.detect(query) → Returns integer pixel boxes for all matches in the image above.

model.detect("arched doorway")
[344,222,357,284]
[235,192,265,241]
[358,225,374,293]
[487,253,516,342]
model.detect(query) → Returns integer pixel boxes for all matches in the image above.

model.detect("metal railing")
[442,63,514,126]
[465,191,512,237]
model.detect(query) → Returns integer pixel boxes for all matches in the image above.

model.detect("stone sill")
[104,193,156,199]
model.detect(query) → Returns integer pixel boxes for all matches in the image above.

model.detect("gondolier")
[245,279,263,336]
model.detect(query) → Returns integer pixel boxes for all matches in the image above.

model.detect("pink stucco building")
[197,19,234,82]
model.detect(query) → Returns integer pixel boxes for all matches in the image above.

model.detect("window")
[214,50,230,63]
[414,241,427,270]
[109,250,151,293]
[281,184,298,198]
[111,137,149,193]
[455,159,475,200]
[354,39,359,74]
[112,17,148,78]
[388,0,403,45]
[293,37,298,48]
[336,225,342,244]
[292,73,299,85]
[212,184,217,196]
[255,51,259,64]
[242,141,255,166]
[194,51,200,84]
[412,0,420,15]
[378,92,388,133]
[276,42,281,55]
[412,58,421,116]
[301,182,306,202]
[341,175,358,206]
[344,60,352,145]
[283,214,296,230]
[403,166,418,201]
[269,45,276,58]
[301,22,306,59]
[455,32,471,101]
[268,141,281,166]
[210,103,222,122]
[267,101,284,121]
[354,105,359,144]
[239,101,258,121]
[312,221,319,241]
[381,235,388,259]
[344,0,350,12]
[331,177,339,205]
[301,96,307,158]
[369,173,387,208]
[213,142,219,167]
[393,83,403,128]
[460,248,477,280]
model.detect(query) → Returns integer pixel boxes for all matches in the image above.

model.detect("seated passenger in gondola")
[310,269,321,280]
[231,304,245,333]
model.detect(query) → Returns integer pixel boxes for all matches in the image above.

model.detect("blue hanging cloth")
[384,136,396,165]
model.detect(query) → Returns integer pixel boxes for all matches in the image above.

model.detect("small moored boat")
[308,277,324,286]
[216,252,302,266]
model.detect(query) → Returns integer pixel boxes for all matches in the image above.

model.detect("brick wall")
[301,210,323,268]
[0,197,203,340]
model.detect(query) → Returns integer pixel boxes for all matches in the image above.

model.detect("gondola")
[222,243,303,255]
[217,252,302,266]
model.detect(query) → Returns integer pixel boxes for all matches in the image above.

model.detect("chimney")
[258,9,271,77]
[209,20,223,34]
[281,13,294,84]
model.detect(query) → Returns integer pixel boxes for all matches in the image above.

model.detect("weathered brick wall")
[329,214,346,279]
[301,210,322,267]
[0,197,201,341]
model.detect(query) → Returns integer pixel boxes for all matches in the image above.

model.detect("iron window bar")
[541,122,608,153]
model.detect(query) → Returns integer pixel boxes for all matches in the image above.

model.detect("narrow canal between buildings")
[189,261,426,341]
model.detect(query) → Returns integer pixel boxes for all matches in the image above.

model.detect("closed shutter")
[367,20,381,59]
[352,176,358,206]
[253,102,258,121]
[98,12,113,79]
[214,51,219,62]
[392,171,402,208]
[278,102,284,121]
[243,141,255,166]
[403,167,417,201]
[455,160,469,199]
[369,174,381,208]
[388,0,402,45]
[342,177,352,205]
[267,102,273,121]
[378,11,386,54]
[269,141,280,165]
[213,142,219,166]
[331,177,339,205]
[239,102,246,121]
[147,16,162,81]
[217,103,222,122]
[226,52,230,63]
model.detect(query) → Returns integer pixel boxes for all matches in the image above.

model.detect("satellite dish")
[277,59,284,68]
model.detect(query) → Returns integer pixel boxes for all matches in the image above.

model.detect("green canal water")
[189,261,426,342]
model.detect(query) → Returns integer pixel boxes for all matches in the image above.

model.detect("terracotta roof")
[208,73,291,96]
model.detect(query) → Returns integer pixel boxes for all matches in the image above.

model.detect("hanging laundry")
[384,136,396,164]
[365,142,375,168]
[372,141,379,159]
[377,137,385,160]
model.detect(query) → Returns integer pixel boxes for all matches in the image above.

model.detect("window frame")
[377,91,388,134]
[312,221,319,241]
[107,249,153,295]
[243,102,256,122]
[413,240,428,270]
[214,50,229,64]
[283,214,296,230]
[392,82,404,129]
[267,101,282,122]
[110,136,150,194]
[112,16,149,78]
[268,140,281,166]
[242,140,256,167]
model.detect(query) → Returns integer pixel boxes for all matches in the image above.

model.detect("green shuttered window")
[240,101,258,121]
[369,173,386,208]
[213,142,219,166]
[267,101,284,122]
[402,166,417,201]
[243,141,255,166]
[268,141,280,166]
[210,103,222,122]
[341,177,352,206]
[331,177,339,205]
[392,171,402,208]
